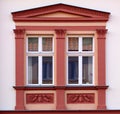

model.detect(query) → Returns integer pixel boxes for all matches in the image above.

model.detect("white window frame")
[26,37,40,54]
[66,35,94,86]
[26,36,54,86]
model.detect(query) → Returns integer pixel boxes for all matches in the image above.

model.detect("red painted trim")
[97,90,106,109]
[15,90,25,110]
[26,93,54,104]
[96,29,107,109]
[67,93,95,104]
[12,3,110,20]
[14,29,25,39]
[13,86,108,90]
[14,29,25,86]
[55,29,66,86]
[14,29,26,110]
[56,90,66,110]
[13,17,109,22]
[55,29,66,110]
[1,110,120,114]
[16,26,105,31]
[96,29,107,85]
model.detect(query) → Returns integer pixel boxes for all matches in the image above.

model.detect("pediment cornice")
[12,3,110,22]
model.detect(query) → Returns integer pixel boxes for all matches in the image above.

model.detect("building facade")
[0,0,120,114]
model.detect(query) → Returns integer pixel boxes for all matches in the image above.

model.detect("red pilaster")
[55,29,66,110]
[96,29,107,109]
[14,29,25,110]
[55,29,66,86]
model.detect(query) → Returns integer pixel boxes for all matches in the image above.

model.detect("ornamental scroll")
[67,93,95,104]
[26,93,54,104]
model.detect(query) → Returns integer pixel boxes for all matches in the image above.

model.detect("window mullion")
[79,37,82,52]
[79,37,82,85]
[39,37,42,52]
[39,37,42,85]
[39,56,42,85]
[79,56,82,85]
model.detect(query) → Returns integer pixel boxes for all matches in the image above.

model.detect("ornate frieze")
[67,93,95,104]
[26,93,54,104]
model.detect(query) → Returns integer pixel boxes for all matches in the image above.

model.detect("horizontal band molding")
[16,26,105,31]
[13,17,109,22]
[1,110,120,113]
[13,86,108,90]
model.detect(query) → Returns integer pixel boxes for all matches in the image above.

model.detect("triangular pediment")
[12,3,110,22]
[34,11,86,18]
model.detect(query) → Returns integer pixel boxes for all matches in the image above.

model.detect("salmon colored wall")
[65,90,98,110]
[24,91,56,110]
[15,22,106,26]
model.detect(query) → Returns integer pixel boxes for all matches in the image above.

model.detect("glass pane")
[68,57,78,84]
[42,37,52,51]
[68,37,78,51]
[42,57,53,84]
[28,57,38,84]
[82,57,93,84]
[82,38,93,51]
[28,38,38,51]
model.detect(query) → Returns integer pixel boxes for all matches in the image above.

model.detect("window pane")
[82,38,93,51]
[68,57,78,84]
[68,37,78,51]
[42,57,53,84]
[28,38,38,51]
[28,57,38,84]
[42,37,52,51]
[82,57,93,84]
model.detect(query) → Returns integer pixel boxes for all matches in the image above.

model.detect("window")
[67,36,94,85]
[26,36,54,85]
[13,4,110,110]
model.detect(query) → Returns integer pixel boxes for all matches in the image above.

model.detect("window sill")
[13,85,108,90]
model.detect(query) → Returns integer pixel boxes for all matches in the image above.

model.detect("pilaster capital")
[55,29,66,39]
[14,29,26,39]
[96,29,108,39]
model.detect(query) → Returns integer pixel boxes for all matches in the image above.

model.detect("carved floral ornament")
[26,93,54,104]
[26,93,95,104]
[67,93,95,104]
